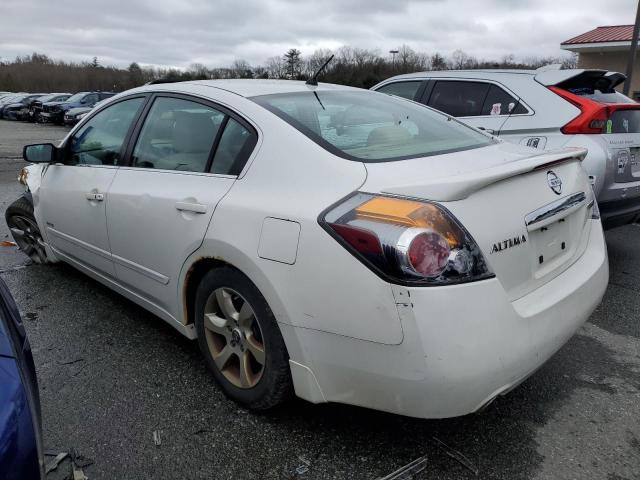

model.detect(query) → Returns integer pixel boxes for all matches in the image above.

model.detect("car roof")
[383,70,540,81]
[139,79,363,98]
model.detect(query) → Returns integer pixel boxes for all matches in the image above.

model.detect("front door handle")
[175,202,207,214]
[85,192,104,201]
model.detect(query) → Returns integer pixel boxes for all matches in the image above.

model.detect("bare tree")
[265,55,286,79]
[231,59,253,78]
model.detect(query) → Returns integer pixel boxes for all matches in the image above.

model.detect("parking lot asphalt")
[0,119,639,480]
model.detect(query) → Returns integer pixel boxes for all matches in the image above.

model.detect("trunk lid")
[362,142,594,300]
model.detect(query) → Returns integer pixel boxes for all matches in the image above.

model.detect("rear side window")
[131,97,225,172]
[376,81,422,100]
[428,81,490,117]
[252,90,493,162]
[210,118,257,175]
[481,85,527,115]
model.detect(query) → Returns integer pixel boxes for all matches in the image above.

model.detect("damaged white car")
[6,79,608,418]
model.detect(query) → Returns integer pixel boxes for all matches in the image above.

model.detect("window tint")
[428,81,490,117]
[252,91,493,162]
[376,81,421,100]
[132,97,224,172]
[67,97,144,166]
[211,118,257,175]
[481,85,527,115]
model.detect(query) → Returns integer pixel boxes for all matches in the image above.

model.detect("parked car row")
[0,91,115,125]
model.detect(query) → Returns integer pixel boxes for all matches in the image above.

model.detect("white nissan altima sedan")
[6,79,608,418]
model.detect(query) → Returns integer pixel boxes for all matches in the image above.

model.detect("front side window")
[428,81,490,117]
[67,97,144,166]
[131,97,225,172]
[252,90,493,162]
[376,81,422,100]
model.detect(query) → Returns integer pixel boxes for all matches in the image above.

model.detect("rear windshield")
[251,90,494,162]
[568,88,636,105]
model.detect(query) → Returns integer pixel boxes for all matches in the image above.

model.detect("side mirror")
[23,143,56,163]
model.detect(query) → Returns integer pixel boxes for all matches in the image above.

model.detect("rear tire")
[5,196,48,264]
[195,267,293,410]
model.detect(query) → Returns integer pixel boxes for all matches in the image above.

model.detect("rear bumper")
[294,221,608,418]
[599,196,640,229]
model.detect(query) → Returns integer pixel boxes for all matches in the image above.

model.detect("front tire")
[195,267,293,410]
[5,196,48,264]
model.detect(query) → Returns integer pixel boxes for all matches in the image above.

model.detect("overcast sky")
[1,0,637,69]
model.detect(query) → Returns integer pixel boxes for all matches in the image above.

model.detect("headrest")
[367,125,412,146]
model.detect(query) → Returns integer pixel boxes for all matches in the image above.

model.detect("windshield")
[35,94,58,103]
[65,93,88,103]
[7,94,28,103]
[252,90,494,162]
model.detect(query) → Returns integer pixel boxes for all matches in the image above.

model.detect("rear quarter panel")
[178,89,404,347]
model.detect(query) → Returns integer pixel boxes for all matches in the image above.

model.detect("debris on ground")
[295,455,311,475]
[0,240,17,247]
[377,453,428,479]
[58,357,85,366]
[44,449,93,479]
[432,436,479,476]
[153,430,162,446]
[45,452,69,474]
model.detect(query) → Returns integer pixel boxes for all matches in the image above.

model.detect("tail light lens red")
[320,193,493,286]
[549,86,640,134]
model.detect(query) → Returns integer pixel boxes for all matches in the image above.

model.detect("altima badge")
[547,171,562,195]
[490,235,527,254]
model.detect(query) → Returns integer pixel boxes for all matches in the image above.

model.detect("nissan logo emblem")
[547,171,562,195]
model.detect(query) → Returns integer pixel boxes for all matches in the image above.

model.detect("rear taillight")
[549,86,640,134]
[320,193,493,286]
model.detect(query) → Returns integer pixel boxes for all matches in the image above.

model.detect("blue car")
[40,91,115,124]
[0,277,43,479]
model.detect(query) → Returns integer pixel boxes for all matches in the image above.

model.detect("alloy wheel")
[203,287,266,388]
[8,215,47,264]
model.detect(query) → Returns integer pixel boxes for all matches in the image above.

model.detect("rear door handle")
[175,202,207,214]
[85,192,104,201]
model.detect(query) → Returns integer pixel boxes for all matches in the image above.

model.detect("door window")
[376,81,422,100]
[83,94,98,105]
[481,85,527,115]
[66,97,144,166]
[131,97,225,172]
[428,81,490,117]
[210,118,258,175]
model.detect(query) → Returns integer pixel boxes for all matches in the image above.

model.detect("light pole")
[623,0,640,96]
[389,50,399,69]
